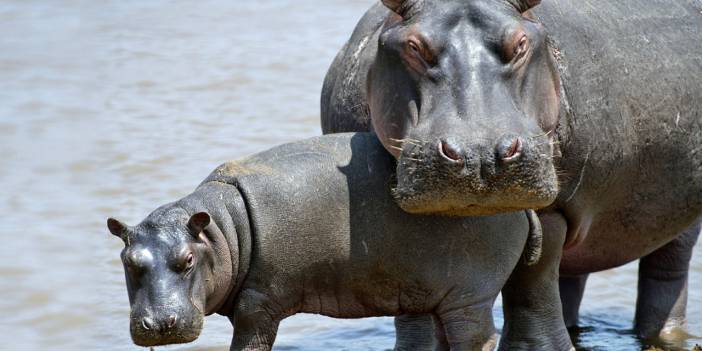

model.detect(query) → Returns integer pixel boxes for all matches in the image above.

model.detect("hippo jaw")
[370,0,561,215]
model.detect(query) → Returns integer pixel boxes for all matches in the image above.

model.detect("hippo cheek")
[392,135,559,215]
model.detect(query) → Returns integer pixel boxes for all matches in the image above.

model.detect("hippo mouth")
[390,138,559,216]
[130,313,204,347]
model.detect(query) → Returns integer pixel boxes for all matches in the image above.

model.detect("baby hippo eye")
[185,252,194,269]
[126,260,141,276]
[124,254,148,280]
[408,40,420,54]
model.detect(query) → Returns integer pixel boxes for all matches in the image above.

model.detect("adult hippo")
[107,133,564,351]
[321,0,702,344]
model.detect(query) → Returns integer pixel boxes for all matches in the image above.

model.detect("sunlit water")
[0,1,699,350]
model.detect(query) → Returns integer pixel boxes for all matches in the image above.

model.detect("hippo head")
[107,207,234,347]
[369,0,560,215]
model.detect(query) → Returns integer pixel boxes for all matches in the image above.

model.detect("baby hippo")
[108,133,546,351]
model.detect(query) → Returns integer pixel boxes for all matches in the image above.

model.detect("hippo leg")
[499,212,574,351]
[559,274,589,328]
[435,301,497,351]
[229,289,282,351]
[431,314,450,351]
[394,314,436,351]
[634,218,700,339]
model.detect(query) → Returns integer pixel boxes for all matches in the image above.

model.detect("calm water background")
[0,1,700,350]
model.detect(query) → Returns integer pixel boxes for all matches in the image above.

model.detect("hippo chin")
[322,0,702,343]
[109,133,571,351]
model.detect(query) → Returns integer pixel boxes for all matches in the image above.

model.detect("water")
[0,1,699,350]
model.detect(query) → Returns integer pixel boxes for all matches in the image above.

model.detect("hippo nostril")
[167,314,178,329]
[500,137,523,162]
[438,140,464,164]
[142,317,155,331]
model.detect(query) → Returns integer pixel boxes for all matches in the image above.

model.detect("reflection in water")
[0,1,699,350]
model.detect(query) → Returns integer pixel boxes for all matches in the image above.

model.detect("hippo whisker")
[389,137,423,146]
[529,129,555,139]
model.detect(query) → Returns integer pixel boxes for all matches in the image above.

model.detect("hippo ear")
[381,0,406,14]
[187,212,211,239]
[107,218,129,242]
[507,0,541,12]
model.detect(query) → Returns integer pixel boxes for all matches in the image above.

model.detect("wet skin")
[321,0,702,343]
[108,133,567,351]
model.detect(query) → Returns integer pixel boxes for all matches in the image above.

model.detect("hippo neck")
[184,181,252,316]
[205,181,252,317]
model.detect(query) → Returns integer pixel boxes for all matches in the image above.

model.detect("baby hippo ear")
[187,212,211,239]
[507,0,541,12]
[107,218,129,243]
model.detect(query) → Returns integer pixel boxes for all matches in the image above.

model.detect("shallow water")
[0,1,699,350]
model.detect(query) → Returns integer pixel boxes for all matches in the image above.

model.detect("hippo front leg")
[635,218,700,339]
[499,211,573,351]
[229,289,282,351]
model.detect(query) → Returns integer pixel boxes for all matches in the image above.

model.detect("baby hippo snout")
[140,314,177,332]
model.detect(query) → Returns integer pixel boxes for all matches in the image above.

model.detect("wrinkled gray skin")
[321,0,702,346]
[108,133,560,351]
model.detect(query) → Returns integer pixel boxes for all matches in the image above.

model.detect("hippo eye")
[408,40,420,54]
[185,253,194,270]
[512,35,529,61]
[406,38,435,67]
[125,257,143,278]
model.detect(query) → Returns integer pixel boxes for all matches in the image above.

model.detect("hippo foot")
[498,332,574,351]
[635,219,700,340]
[638,317,693,343]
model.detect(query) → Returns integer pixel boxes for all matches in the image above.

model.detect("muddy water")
[0,1,699,350]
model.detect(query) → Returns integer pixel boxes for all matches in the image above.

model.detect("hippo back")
[320,3,388,134]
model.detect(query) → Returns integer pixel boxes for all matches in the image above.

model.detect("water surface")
[0,1,700,350]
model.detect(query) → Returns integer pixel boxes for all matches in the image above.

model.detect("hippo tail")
[522,209,543,266]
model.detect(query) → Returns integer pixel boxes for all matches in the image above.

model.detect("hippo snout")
[139,314,177,332]
[392,134,558,216]
[496,135,524,162]
[436,135,524,169]
[130,310,203,347]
